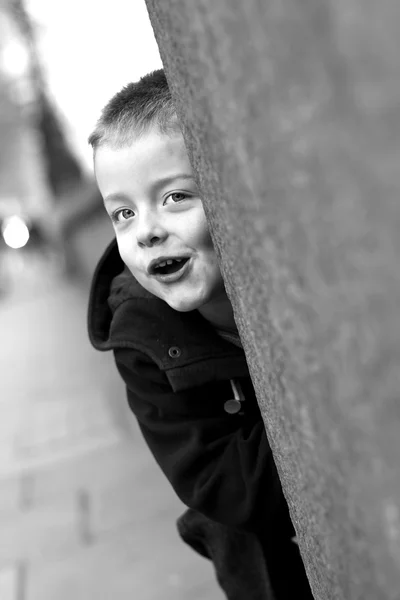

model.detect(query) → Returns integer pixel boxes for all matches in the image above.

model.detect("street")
[0,249,223,600]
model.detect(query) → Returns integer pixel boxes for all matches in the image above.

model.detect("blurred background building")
[0,0,164,282]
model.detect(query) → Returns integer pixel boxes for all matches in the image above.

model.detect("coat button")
[168,346,181,358]
[224,399,241,414]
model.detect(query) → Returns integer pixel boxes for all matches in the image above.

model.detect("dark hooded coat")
[88,240,313,600]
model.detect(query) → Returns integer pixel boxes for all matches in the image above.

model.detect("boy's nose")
[136,214,167,248]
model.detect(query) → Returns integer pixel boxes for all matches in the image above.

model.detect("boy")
[87,69,313,599]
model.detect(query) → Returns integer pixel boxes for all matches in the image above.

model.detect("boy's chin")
[165,299,200,313]
[164,294,206,313]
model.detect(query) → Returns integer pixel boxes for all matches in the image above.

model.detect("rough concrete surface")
[144,1,400,599]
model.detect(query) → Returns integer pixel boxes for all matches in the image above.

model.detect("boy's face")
[94,127,225,313]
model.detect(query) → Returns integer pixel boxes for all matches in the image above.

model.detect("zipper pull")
[224,380,244,414]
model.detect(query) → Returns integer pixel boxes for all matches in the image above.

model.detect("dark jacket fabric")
[177,508,276,600]
[88,240,313,600]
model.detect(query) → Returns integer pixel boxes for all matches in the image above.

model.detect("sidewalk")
[0,250,223,600]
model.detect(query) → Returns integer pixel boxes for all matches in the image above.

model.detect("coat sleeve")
[114,348,294,535]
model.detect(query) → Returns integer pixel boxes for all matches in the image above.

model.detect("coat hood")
[87,239,151,350]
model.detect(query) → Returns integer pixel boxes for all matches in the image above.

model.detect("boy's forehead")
[94,130,195,196]
[96,128,189,167]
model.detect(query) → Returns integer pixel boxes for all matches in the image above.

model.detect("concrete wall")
[144,1,400,599]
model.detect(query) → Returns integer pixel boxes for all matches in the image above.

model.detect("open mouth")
[151,258,189,276]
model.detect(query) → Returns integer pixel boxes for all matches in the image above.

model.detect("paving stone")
[0,496,79,564]
[0,562,19,600]
[27,519,224,600]
[91,475,181,538]
[0,433,119,480]
[0,477,20,514]
[31,437,153,507]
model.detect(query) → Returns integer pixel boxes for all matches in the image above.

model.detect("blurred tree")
[8,0,84,199]
[0,62,25,201]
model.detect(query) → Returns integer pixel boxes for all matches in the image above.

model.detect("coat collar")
[87,240,250,391]
[87,238,152,350]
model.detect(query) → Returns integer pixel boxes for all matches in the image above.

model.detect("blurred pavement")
[0,249,223,600]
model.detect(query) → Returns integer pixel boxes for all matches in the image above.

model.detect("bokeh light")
[2,215,30,249]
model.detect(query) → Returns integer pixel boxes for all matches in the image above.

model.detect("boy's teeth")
[154,258,187,271]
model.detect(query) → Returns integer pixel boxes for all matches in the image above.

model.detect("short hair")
[88,69,180,150]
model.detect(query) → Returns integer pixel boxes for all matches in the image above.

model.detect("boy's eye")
[164,192,188,204]
[112,208,135,223]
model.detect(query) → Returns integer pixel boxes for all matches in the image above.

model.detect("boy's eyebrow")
[150,173,195,192]
[103,193,129,205]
